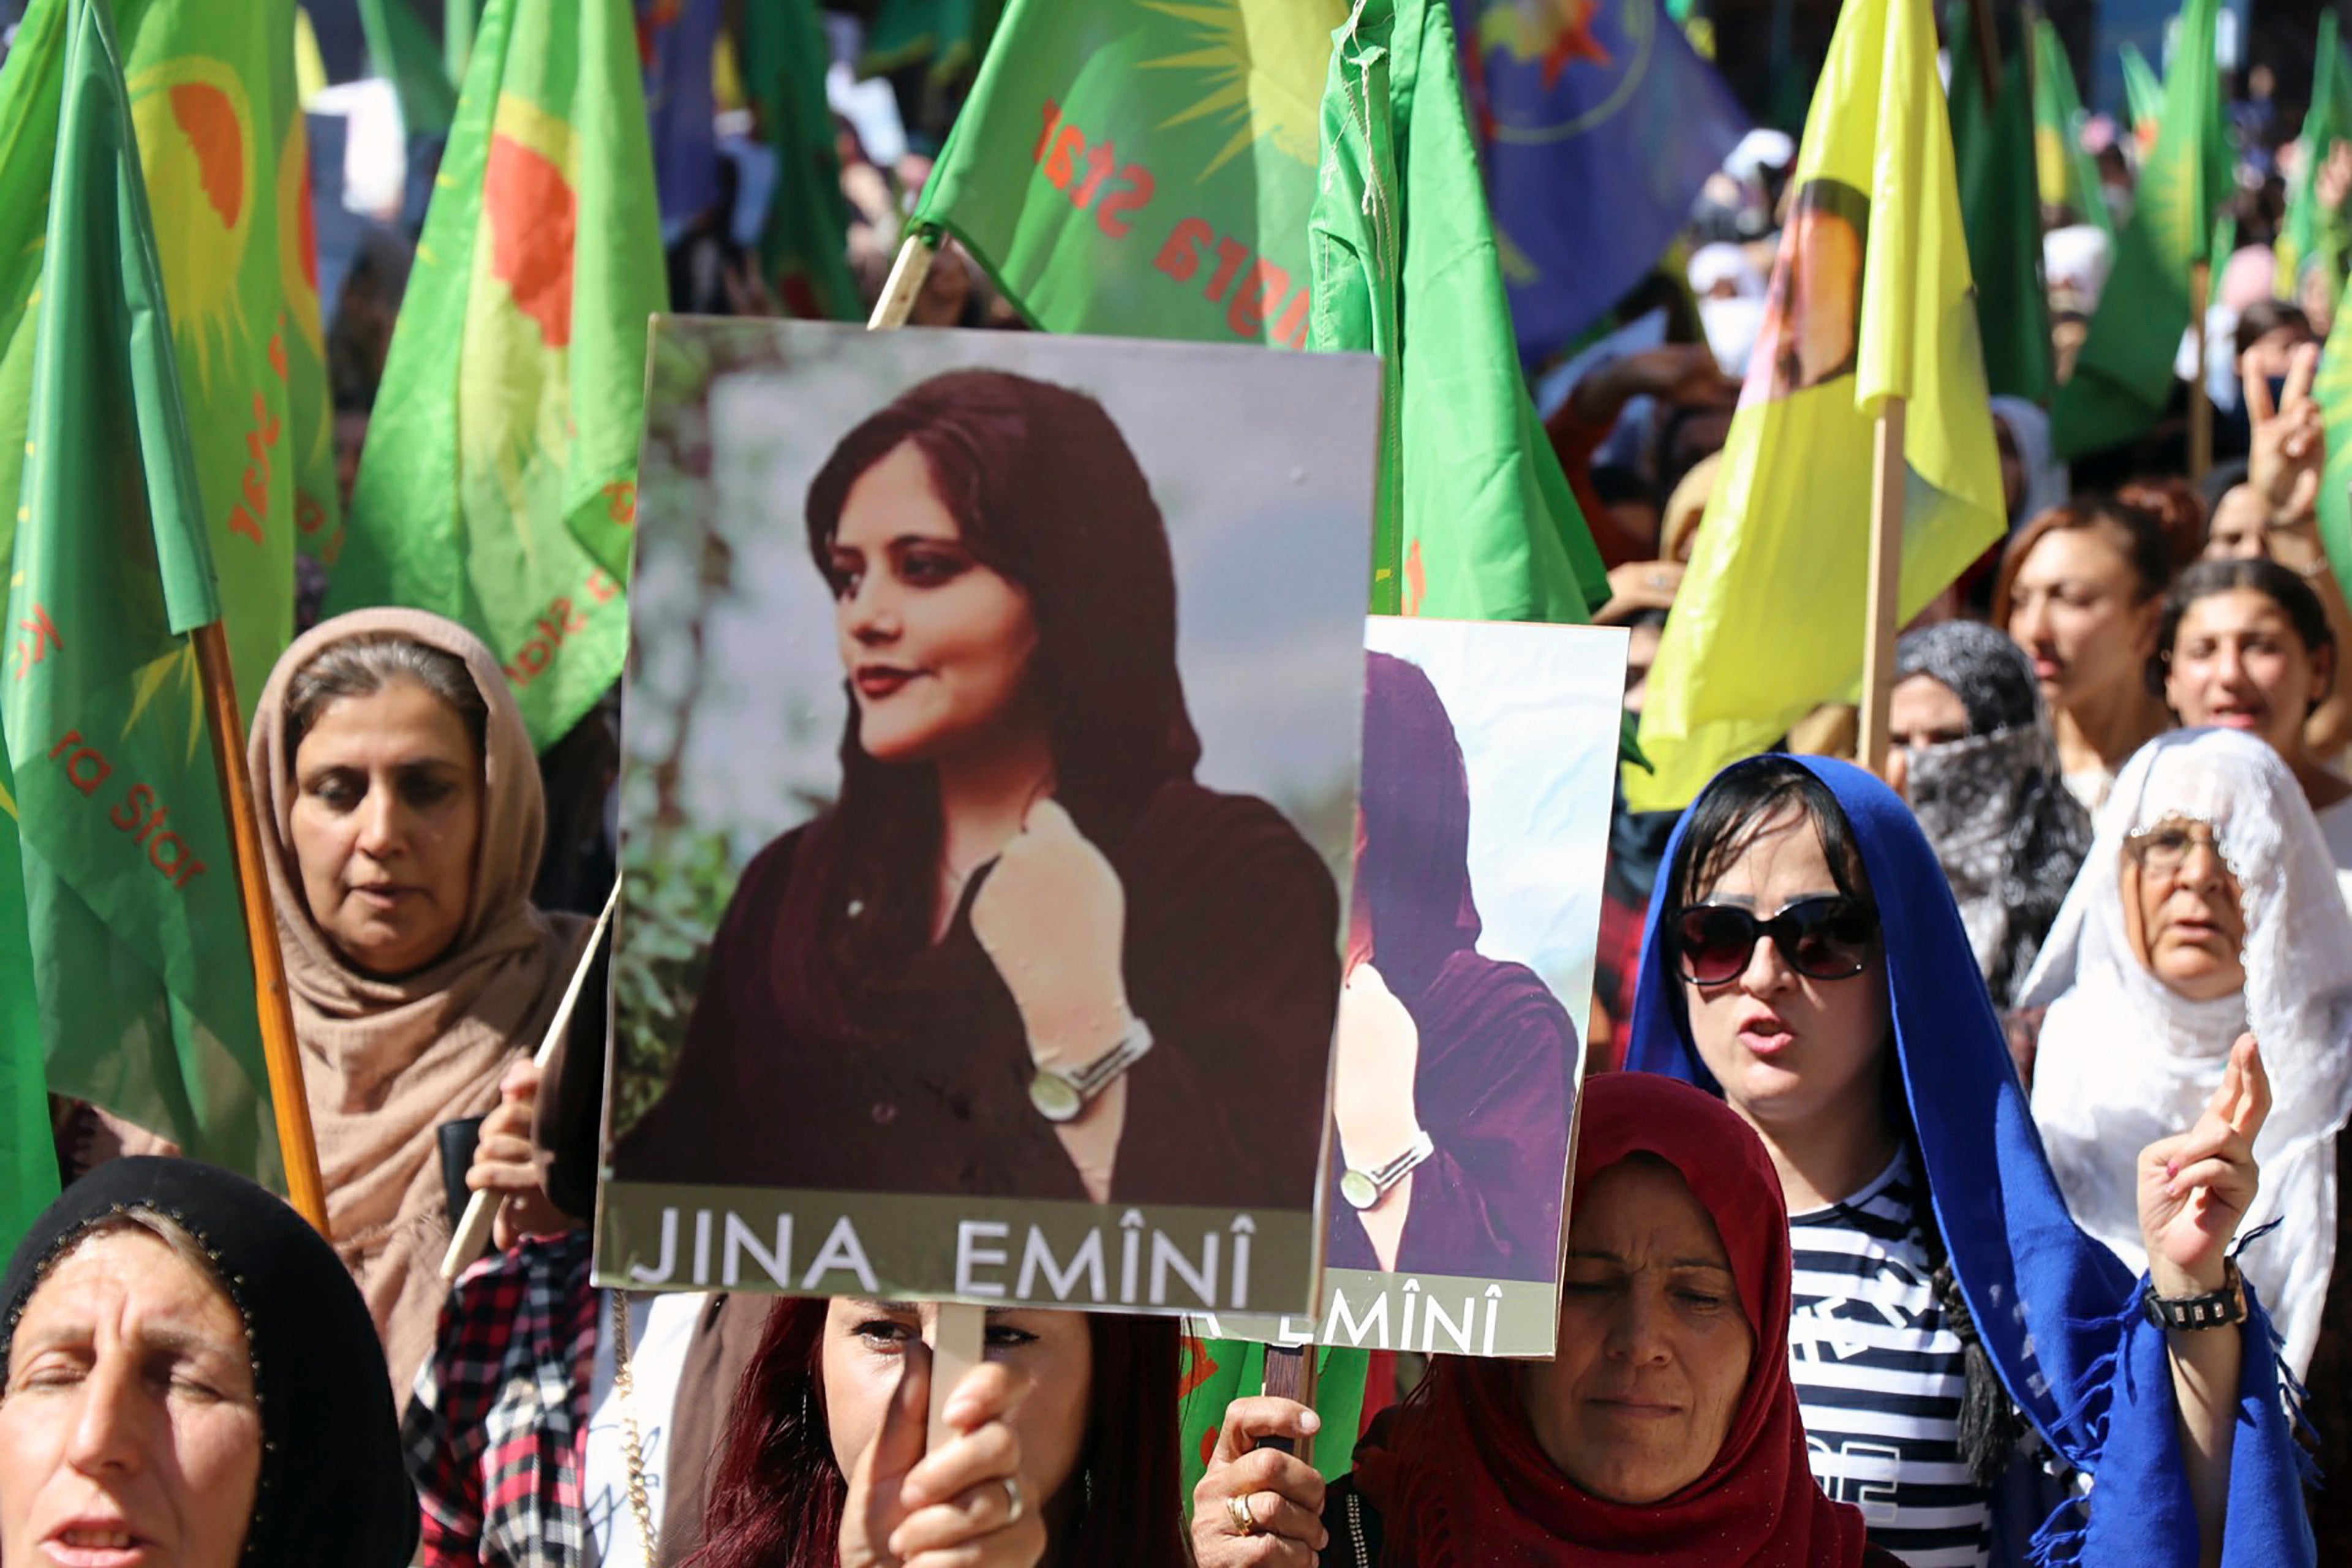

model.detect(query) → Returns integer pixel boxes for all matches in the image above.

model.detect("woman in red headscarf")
[1191,1071,1894,1567]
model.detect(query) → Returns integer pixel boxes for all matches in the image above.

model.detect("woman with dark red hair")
[685,1298,1188,1568]
[615,368,1340,1209]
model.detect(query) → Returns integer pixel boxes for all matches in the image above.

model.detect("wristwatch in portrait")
[1340,1129,1436,1211]
[2141,1258,2248,1332]
[1028,1016,1154,1123]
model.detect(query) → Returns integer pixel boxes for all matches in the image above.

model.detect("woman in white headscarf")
[2019,727,2352,1378]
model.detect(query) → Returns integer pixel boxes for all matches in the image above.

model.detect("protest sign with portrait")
[595,320,1378,1320]
[1198,616,1626,1356]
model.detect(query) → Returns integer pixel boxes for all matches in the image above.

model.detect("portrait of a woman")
[613,368,1345,1210]
[1325,651,1580,1280]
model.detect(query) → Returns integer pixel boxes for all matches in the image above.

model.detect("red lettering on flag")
[10,603,61,680]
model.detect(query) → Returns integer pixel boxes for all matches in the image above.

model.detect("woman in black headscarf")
[0,1158,418,1566]
[1888,620,2093,1013]
[1326,652,1579,1279]
[614,369,1341,1208]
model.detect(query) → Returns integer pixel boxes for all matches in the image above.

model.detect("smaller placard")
[1203,616,1626,1356]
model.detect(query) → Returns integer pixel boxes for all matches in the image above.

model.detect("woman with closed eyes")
[615,369,1341,1209]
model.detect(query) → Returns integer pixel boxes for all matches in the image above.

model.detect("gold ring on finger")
[1225,1491,1261,1537]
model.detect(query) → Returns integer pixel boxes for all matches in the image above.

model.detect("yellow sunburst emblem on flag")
[1137,0,1343,178]
[127,56,256,392]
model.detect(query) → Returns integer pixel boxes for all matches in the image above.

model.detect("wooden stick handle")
[439,879,621,1281]
[869,234,938,332]
[929,1300,988,1450]
[1256,1343,1319,1462]
[191,622,327,1233]
[1857,398,1909,779]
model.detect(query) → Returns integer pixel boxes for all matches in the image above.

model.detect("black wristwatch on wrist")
[2142,1258,2247,1332]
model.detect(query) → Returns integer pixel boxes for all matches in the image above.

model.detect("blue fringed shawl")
[1622,754,2313,1566]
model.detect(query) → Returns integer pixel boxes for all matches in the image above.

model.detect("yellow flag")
[1626,0,2003,811]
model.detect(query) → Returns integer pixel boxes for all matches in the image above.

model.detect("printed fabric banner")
[1200,617,1621,1357]
[4,0,275,1180]
[598,320,1378,1317]
[1452,0,1747,365]
[1626,0,2005,812]
[331,0,665,750]
[911,0,1343,347]
[0,0,330,714]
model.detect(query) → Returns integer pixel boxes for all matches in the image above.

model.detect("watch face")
[1029,1071,1084,1123]
[1340,1169,1379,1210]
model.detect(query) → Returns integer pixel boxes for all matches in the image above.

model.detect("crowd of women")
[16,99,2352,1568]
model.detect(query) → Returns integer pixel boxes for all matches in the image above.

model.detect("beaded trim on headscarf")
[2,1201,277,1556]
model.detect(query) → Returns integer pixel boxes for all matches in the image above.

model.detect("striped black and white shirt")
[1787,1149,1993,1568]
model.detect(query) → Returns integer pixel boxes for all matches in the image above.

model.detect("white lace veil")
[2018,728,2352,1376]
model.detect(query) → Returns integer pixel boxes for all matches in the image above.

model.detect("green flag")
[2030,17,2113,237]
[359,0,459,140]
[2049,0,2225,460]
[742,0,862,320]
[2,0,275,1180]
[2121,40,2164,153]
[332,0,665,750]
[0,0,326,714]
[860,0,1005,91]
[2279,11,2352,312]
[1627,0,2005,810]
[913,0,1338,347]
[915,0,1602,620]
[1950,19,2054,405]
[0,0,69,1251]
[1306,0,1604,620]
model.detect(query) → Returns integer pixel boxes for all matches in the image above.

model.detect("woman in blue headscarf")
[1624,753,2311,1568]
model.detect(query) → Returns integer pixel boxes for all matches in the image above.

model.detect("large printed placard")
[595,320,1378,1317]
[1197,617,1625,1356]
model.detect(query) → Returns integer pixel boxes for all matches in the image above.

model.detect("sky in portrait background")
[1365,617,1623,1019]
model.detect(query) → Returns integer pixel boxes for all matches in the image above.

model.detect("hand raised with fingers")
[842,1341,1047,1568]
[2245,343,2326,527]
[2138,1033,2270,1300]
[1189,1396,1330,1568]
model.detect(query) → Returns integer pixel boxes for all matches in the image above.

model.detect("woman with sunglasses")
[2019,728,2352,1382]
[1626,755,2313,1568]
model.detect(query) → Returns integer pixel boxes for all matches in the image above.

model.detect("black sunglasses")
[1670,895,1879,986]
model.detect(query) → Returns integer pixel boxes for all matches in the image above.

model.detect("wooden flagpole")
[191,622,328,1234]
[2190,260,2214,483]
[867,229,983,1445]
[1858,399,1909,779]
[440,880,619,1280]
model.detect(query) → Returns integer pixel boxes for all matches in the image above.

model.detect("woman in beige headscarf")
[249,607,590,1404]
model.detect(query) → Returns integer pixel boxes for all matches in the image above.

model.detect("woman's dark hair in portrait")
[1665,755,2024,1483]
[685,1300,1189,1568]
[790,369,1204,1039]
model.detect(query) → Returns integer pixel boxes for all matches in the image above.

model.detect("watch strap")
[1028,1015,1153,1121]
[1342,1129,1435,1210]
